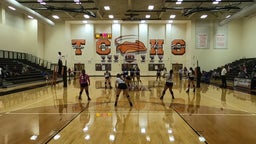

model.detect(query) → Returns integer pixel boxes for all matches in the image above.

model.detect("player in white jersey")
[114,74,133,107]
[104,70,112,89]
[160,69,175,100]
[186,67,196,93]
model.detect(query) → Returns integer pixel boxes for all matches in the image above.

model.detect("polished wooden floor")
[0,76,256,144]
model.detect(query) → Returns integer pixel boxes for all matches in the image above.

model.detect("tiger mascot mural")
[115,35,147,54]
[171,39,186,55]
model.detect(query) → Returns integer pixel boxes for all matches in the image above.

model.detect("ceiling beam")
[128,0,132,10]
[219,1,256,25]
[159,0,169,19]
[3,0,55,26]
[18,0,95,4]
[65,12,75,19]
[165,0,253,2]
[127,10,166,13]
[96,10,103,19]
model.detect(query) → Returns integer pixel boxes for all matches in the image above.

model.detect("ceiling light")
[84,14,90,18]
[141,20,146,23]
[74,0,81,4]
[148,5,154,10]
[170,15,176,19]
[212,1,219,4]
[199,136,206,142]
[82,20,87,23]
[38,0,46,5]
[146,136,151,141]
[176,2,182,4]
[168,20,173,23]
[109,134,115,141]
[27,15,34,19]
[52,15,60,19]
[108,15,114,19]
[8,6,16,11]
[141,128,146,133]
[104,6,110,10]
[53,134,61,140]
[145,15,150,18]
[200,15,208,19]
[226,15,231,18]
[177,0,183,1]
[30,135,38,141]
[85,134,90,140]
[168,129,173,134]
[113,20,118,23]
[169,136,175,142]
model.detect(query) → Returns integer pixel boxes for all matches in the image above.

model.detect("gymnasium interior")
[1,0,256,144]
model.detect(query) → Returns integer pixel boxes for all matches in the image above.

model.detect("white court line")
[181,113,256,116]
[200,92,252,113]
[2,96,64,115]
[8,112,80,115]
[8,112,256,116]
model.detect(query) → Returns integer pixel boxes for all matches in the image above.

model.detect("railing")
[0,50,55,70]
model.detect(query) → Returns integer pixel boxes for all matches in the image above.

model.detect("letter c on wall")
[96,39,111,55]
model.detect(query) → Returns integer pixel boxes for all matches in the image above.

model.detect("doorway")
[172,63,183,74]
[74,63,85,77]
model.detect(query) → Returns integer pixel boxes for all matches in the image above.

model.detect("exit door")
[172,63,183,74]
[74,63,85,77]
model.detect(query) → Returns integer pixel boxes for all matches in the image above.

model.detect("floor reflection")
[1,77,256,144]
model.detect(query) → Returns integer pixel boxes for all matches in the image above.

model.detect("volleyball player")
[135,66,142,89]
[78,69,91,101]
[104,70,112,89]
[186,67,196,93]
[130,67,136,85]
[135,66,141,84]
[156,67,162,81]
[114,74,133,107]
[160,69,175,100]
